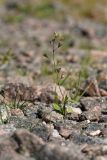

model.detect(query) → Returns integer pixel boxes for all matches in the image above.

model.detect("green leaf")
[66,107,73,113]
[53,103,61,112]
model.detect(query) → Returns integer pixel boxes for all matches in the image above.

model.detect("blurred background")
[2,0,107,22]
[0,0,107,85]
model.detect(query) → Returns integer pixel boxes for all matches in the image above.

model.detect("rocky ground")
[0,0,107,160]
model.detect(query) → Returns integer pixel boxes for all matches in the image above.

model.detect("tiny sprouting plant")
[1,92,29,111]
[0,96,27,124]
[7,100,27,110]
[0,83,34,112]
[0,92,27,110]
[44,32,71,117]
